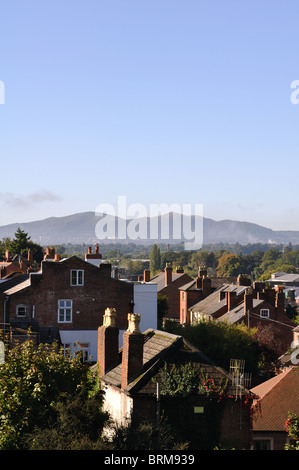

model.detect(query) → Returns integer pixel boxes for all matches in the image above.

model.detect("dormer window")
[70,269,84,286]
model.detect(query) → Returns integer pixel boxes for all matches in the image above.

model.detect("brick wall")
[6,257,134,331]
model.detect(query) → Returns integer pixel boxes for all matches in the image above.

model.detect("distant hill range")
[0,211,299,247]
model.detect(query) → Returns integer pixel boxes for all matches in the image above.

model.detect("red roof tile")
[251,367,299,431]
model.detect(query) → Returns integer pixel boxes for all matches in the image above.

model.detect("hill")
[0,211,298,246]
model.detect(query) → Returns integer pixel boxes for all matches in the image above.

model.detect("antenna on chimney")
[229,359,252,399]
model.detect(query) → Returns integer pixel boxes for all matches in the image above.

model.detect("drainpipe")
[3,295,9,338]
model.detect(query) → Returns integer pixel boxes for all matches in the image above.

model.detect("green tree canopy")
[150,244,161,275]
[0,339,108,450]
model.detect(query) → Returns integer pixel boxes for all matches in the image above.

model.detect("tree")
[0,339,108,450]
[150,244,161,275]
[157,294,169,329]
[216,253,247,277]
[8,228,44,262]
[285,411,299,450]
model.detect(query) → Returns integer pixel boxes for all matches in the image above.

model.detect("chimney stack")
[225,290,237,311]
[121,313,144,389]
[244,288,253,314]
[165,264,172,286]
[143,269,151,282]
[85,245,102,262]
[98,308,119,376]
[27,249,34,263]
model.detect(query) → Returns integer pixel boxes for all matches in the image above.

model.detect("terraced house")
[0,247,157,360]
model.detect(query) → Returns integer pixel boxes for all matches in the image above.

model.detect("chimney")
[121,313,144,389]
[27,249,34,263]
[143,269,151,282]
[5,250,10,262]
[198,266,207,279]
[44,247,55,260]
[275,290,285,318]
[54,254,60,262]
[165,264,172,286]
[225,290,237,311]
[85,244,102,261]
[98,308,119,376]
[237,274,251,286]
[244,288,253,314]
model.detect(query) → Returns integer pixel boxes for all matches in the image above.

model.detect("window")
[76,343,90,362]
[58,300,72,323]
[181,292,185,301]
[260,308,270,318]
[70,270,84,286]
[194,406,204,414]
[63,343,71,359]
[252,439,272,450]
[16,305,26,317]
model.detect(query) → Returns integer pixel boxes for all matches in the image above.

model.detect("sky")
[1,0,299,231]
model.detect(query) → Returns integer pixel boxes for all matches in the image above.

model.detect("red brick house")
[179,266,212,324]
[0,249,35,278]
[250,366,299,450]
[98,311,254,449]
[0,250,135,361]
[145,265,193,321]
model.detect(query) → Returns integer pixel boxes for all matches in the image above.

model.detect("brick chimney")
[225,290,237,311]
[237,274,251,286]
[121,313,144,389]
[244,288,253,313]
[5,250,10,262]
[98,308,119,376]
[44,247,55,260]
[27,249,34,263]
[275,288,285,319]
[165,264,172,286]
[85,244,102,262]
[143,269,151,282]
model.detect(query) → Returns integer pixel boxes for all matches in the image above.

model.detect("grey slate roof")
[217,299,264,324]
[0,274,30,294]
[189,283,248,316]
[101,329,181,393]
[148,272,186,291]
[100,328,252,397]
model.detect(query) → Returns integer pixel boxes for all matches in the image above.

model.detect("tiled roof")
[148,272,188,291]
[189,284,248,316]
[3,277,31,295]
[218,299,264,324]
[0,274,29,294]
[250,367,299,431]
[101,328,251,398]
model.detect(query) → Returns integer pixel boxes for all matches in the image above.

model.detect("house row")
[0,246,157,360]
[95,309,299,450]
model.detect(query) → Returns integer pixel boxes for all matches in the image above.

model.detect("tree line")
[1,230,299,282]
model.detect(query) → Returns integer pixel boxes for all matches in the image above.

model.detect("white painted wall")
[59,330,98,361]
[102,384,133,428]
[59,282,157,359]
[133,282,157,331]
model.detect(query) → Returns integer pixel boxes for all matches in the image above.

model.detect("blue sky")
[1,1,299,230]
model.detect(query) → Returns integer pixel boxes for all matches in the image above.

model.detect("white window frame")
[70,269,84,286]
[16,304,27,317]
[76,343,90,362]
[252,437,273,450]
[58,300,73,323]
[260,308,270,318]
